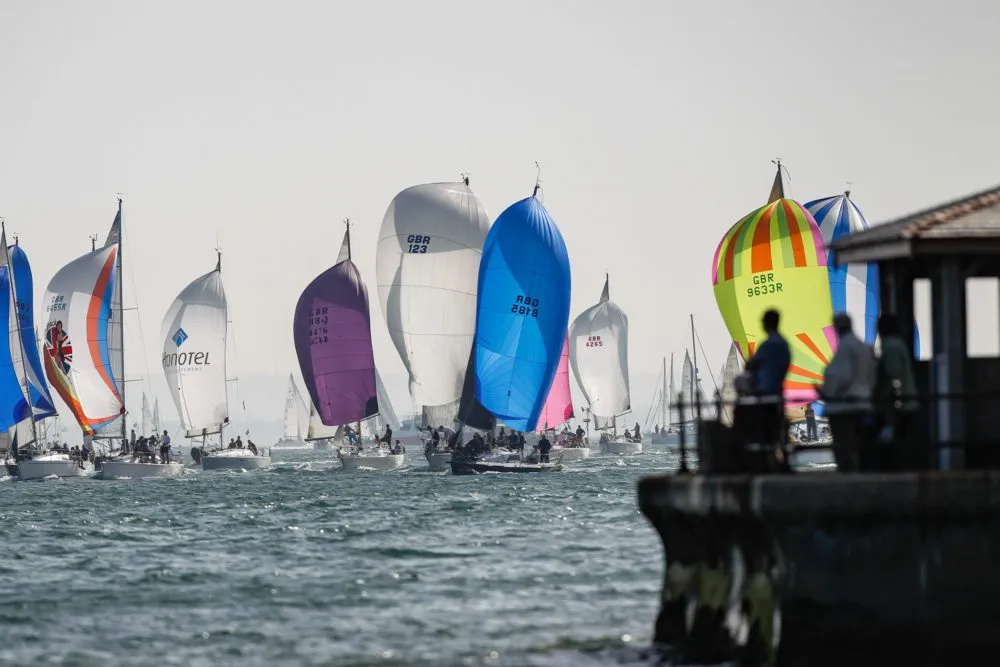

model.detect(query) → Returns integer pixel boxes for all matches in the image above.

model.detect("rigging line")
[693,327,721,395]
[122,219,153,426]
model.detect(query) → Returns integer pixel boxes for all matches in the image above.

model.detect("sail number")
[406,234,431,253]
[746,272,783,298]
[308,307,330,344]
[511,295,539,317]
[47,295,67,313]
[585,335,603,347]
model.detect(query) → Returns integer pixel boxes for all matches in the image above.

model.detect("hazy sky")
[3,0,1000,429]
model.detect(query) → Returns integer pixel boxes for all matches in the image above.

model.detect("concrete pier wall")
[638,472,1000,665]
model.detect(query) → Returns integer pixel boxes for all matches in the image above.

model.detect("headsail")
[141,393,153,435]
[0,229,30,431]
[569,275,630,428]
[677,351,706,421]
[712,165,835,405]
[41,221,124,434]
[537,335,573,431]
[376,182,491,425]
[161,256,229,438]
[152,398,161,434]
[101,202,126,438]
[473,195,571,432]
[306,402,342,441]
[294,225,378,427]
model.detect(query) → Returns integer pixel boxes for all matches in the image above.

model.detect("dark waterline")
[0,448,692,666]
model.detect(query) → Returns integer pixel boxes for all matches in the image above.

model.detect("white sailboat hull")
[18,455,92,480]
[340,453,405,471]
[101,461,185,479]
[425,451,451,471]
[201,449,272,470]
[552,446,591,461]
[602,440,643,455]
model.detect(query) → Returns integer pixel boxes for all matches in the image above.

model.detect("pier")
[638,184,1000,665]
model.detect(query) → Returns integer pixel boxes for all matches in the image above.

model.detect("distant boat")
[294,222,403,472]
[164,251,270,471]
[274,374,309,448]
[569,275,638,455]
[539,336,588,461]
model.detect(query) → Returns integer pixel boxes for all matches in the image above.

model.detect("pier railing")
[669,385,1000,474]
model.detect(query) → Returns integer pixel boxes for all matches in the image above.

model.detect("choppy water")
[0,448,689,667]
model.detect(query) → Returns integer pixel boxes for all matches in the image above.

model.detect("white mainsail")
[161,256,228,438]
[141,393,154,435]
[677,350,706,423]
[282,374,309,440]
[569,275,630,430]
[718,342,743,425]
[375,181,490,423]
[152,398,161,434]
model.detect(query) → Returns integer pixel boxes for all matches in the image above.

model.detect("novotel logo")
[173,328,189,347]
[162,350,212,368]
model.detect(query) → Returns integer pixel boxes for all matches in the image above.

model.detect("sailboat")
[1,226,67,480]
[274,374,309,448]
[375,179,492,471]
[84,201,183,479]
[539,335,588,460]
[648,355,675,445]
[294,222,403,472]
[569,275,637,455]
[453,181,571,475]
[165,252,270,470]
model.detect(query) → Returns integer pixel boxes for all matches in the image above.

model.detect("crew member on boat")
[159,430,172,464]
[575,425,585,440]
[381,424,393,445]
[538,434,552,463]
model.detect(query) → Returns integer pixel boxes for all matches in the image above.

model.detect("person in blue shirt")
[745,309,791,397]
[741,309,791,449]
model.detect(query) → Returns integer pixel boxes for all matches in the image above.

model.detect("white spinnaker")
[42,244,124,427]
[160,267,228,438]
[569,277,630,428]
[375,182,490,417]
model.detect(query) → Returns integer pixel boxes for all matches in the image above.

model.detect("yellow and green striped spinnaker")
[712,198,835,404]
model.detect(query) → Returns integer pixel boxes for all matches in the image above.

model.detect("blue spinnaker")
[9,245,56,419]
[0,266,29,430]
[473,195,571,432]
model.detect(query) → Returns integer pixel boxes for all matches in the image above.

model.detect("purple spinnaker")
[293,259,378,427]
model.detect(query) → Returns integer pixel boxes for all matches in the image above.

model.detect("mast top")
[532,161,542,198]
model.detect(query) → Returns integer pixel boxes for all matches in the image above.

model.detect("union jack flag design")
[45,323,73,374]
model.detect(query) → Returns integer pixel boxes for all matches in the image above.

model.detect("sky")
[3,0,1000,439]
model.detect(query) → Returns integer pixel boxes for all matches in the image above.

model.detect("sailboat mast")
[661,356,667,428]
[3,223,40,448]
[117,197,126,446]
[344,218,352,260]
[690,314,698,403]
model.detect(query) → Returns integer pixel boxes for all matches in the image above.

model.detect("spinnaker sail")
[569,275,630,429]
[712,165,835,404]
[376,181,491,426]
[41,214,124,434]
[161,254,229,437]
[293,225,383,429]
[473,193,571,432]
[537,335,573,431]
[806,191,921,353]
